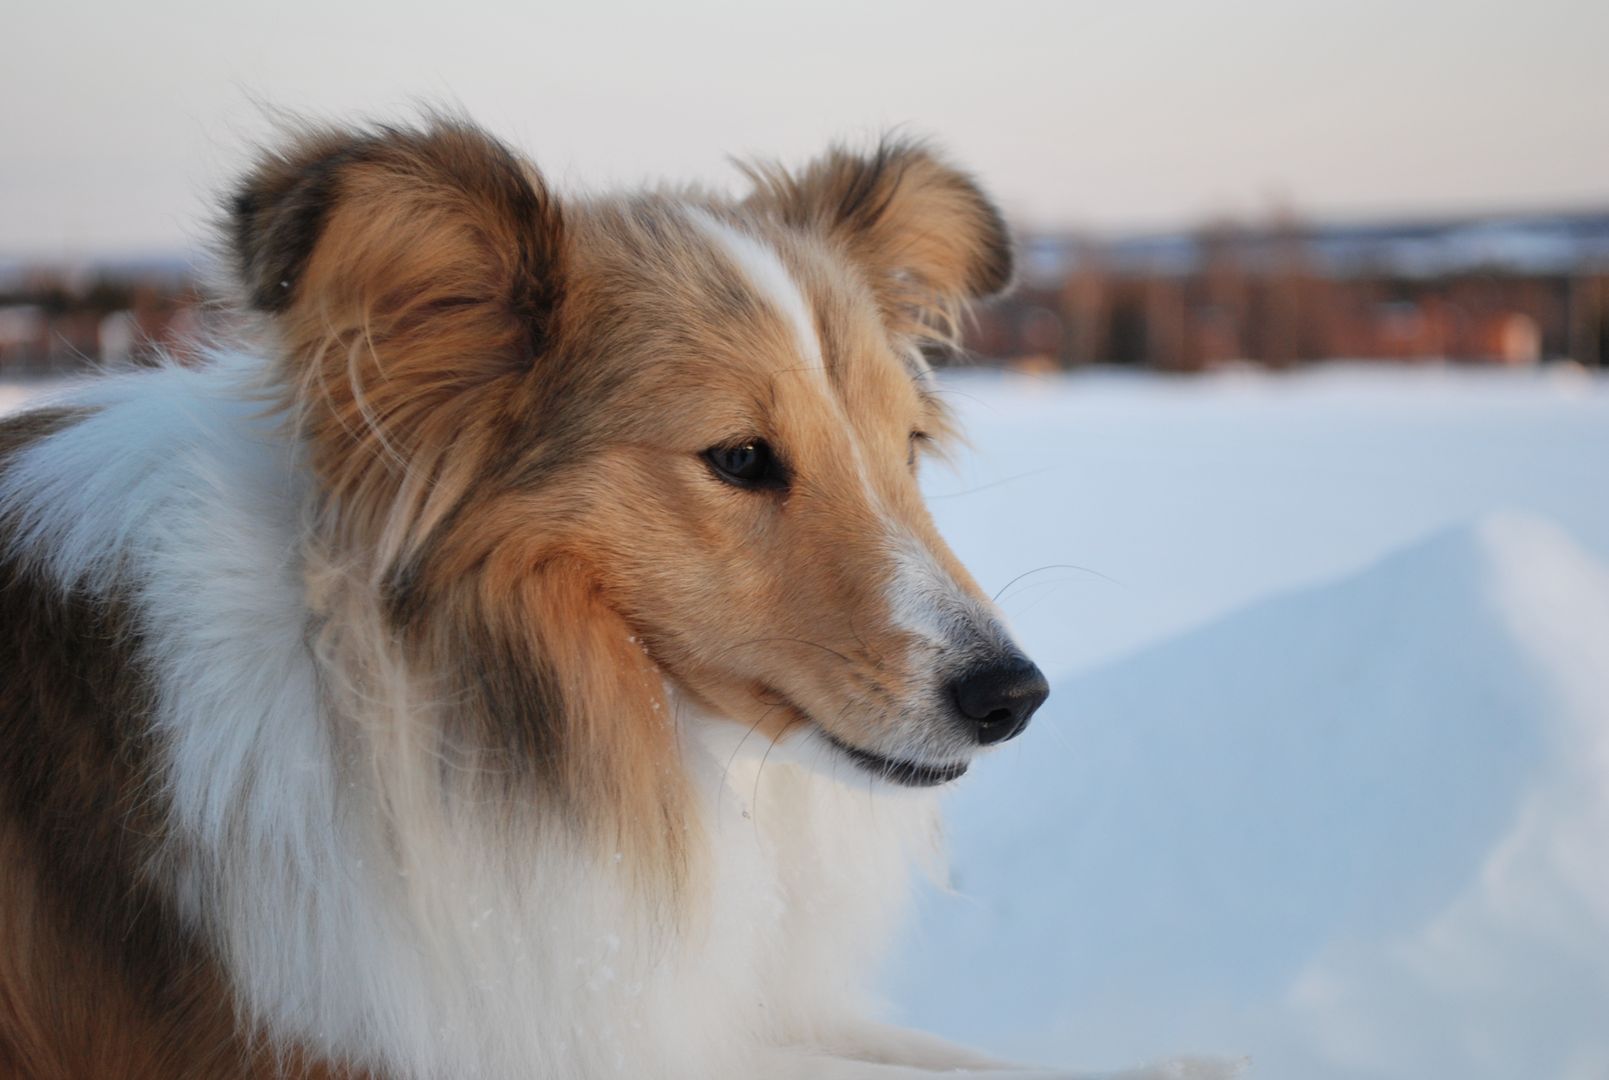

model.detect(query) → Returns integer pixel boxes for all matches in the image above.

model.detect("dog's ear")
[226,117,564,560]
[742,137,1013,338]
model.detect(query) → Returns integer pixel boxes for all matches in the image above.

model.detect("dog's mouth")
[819,730,969,788]
[743,686,971,788]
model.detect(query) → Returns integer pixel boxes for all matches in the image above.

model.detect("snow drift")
[891,513,1609,1079]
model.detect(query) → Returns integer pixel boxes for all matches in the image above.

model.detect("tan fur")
[225,118,1015,888]
[2,116,1020,1076]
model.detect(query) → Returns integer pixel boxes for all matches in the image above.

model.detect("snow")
[933,364,1609,680]
[896,365,1609,1078]
[6,365,1609,1077]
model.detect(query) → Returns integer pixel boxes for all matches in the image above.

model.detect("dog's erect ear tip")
[752,134,1015,307]
[965,189,1015,298]
[224,127,363,314]
[222,118,565,326]
[889,139,1015,299]
[219,117,570,479]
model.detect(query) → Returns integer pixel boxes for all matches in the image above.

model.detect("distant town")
[4,208,1609,374]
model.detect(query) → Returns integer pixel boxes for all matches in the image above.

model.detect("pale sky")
[5,0,1608,257]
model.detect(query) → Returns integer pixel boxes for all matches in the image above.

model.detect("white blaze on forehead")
[688,209,899,523]
[689,208,824,375]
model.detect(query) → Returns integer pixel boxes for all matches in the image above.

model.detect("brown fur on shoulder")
[0,409,363,1079]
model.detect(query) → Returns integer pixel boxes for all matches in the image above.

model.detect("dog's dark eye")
[704,440,788,490]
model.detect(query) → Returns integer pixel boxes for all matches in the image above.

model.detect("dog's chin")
[695,684,971,789]
[818,730,970,788]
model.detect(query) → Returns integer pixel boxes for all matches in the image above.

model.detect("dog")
[0,115,1225,1080]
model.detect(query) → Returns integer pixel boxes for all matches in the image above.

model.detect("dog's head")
[229,116,1046,847]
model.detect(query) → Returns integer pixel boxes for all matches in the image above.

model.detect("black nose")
[948,654,1050,745]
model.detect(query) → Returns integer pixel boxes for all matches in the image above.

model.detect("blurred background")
[5,3,1609,1078]
[6,1,1609,374]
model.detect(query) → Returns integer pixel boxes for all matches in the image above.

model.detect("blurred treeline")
[4,209,1609,375]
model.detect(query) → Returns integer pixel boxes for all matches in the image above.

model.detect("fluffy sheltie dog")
[0,116,1198,1080]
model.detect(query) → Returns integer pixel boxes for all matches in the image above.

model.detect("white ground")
[896,364,1609,1080]
[5,365,1608,1078]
